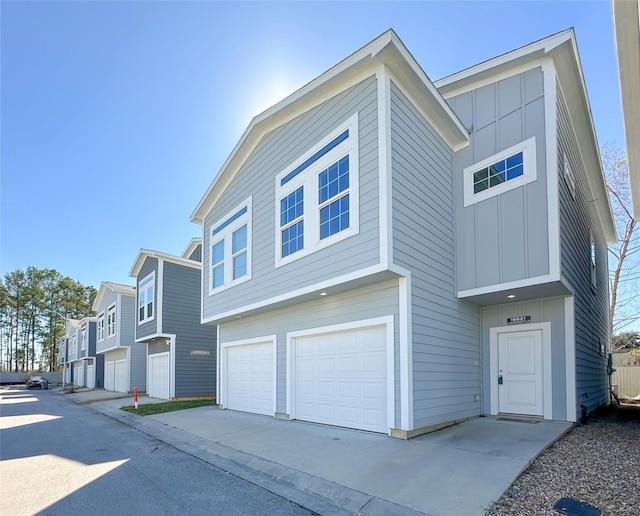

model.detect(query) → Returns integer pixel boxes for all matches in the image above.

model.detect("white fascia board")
[181,237,202,259]
[191,29,468,223]
[612,0,640,220]
[129,249,201,277]
[91,283,108,312]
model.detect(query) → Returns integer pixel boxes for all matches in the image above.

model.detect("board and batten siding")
[450,67,549,292]
[220,280,400,425]
[163,262,217,398]
[136,257,159,340]
[202,76,380,320]
[187,244,202,263]
[389,81,482,428]
[557,85,609,416]
[482,297,568,419]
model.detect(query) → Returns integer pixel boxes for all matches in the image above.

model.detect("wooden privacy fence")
[612,366,640,399]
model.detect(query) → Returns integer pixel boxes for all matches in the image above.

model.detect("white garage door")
[87,364,95,389]
[225,341,273,416]
[115,359,127,393]
[74,364,84,387]
[105,361,115,391]
[294,325,387,433]
[149,353,170,400]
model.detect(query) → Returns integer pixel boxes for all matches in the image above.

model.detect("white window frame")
[590,234,597,291]
[274,113,360,267]
[138,272,155,324]
[71,334,77,356]
[97,312,105,341]
[106,303,117,338]
[463,136,537,207]
[208,198,252,295]
[563,152,576,200]
[81,326,86,351]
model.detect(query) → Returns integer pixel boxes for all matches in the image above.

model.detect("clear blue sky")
[1,1,624,290]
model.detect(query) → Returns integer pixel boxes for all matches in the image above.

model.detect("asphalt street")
[0,386,313,516]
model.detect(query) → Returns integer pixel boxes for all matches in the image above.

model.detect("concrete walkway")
[61,389,573,516]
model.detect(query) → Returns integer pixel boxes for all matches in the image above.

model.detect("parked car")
[26,377,48,390]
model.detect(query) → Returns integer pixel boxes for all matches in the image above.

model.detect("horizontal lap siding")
[557,86,608,417]
[136,257,158,340]
[390,82,481,428]
[202,77,380,319]
[451,68,549,292]
[95,289,118,354]
[163,262,217,397]
[219,280,400,425]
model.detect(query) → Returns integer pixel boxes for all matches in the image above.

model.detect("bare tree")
[603,144,640,347]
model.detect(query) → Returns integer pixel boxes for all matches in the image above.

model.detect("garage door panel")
[105,361,115,391]
[149,354,169,400]
[294,325,388,433]
[225,342,273,416]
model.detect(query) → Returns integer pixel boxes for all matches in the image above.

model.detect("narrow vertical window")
[319,155,350,239]
[280,186,304,257]
[138,273,155,324]
[590,236,597,291]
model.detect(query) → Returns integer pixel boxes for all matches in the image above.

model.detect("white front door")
[498,329,543,416]
[87,364,95,389]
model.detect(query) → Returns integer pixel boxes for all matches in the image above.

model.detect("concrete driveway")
[72,389,572,515]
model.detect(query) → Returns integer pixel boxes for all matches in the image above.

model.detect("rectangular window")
[590,235,597,291]
[138,272,155,324]
[563,152,576,200]
[107,304,116,338]
[97,312,105,341]
[275,113,359,266]
[208,198,252,294]
[81,327,86,351]
[463,137,537,207]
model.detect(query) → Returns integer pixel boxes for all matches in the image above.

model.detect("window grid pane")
[282,220,304,257]
[280,187,304,227]
[473,151,524,195]
[233,251,247,279]
[232,225,247,254]
[212,265,224,288]
[320,194,350,239]
[212,240,224,265]
[319,156,349,204]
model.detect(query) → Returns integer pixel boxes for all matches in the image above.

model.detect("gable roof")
[129,248,201,278]
[92,281,136,312]
[190,29,469,224]
[181,238,202,259]
[435,29,617,244]
[612,0,640,221]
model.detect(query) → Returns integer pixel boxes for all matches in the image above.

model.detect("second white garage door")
[149,353,170,400]
[225,341,274,416]
[293,325,387,433]
[115,359,127,393]
[104,361,115,391]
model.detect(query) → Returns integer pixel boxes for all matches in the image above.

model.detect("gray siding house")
[61,319,79,385]
[93,281,146,393]
[67,317,103,388]
[190,29,615,438]
[129,244,216,400]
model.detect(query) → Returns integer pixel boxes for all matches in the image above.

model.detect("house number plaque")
[507,315,531,325]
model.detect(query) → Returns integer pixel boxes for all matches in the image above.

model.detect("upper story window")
[275,113,359,266]
[208,199,252,294]
[71,334,77,355]
[106,303,116,338]
[563,152,576,200]
[81,327,86,351]
[463,137,537,207]
[138,273,155,324]
[97,312,105,341]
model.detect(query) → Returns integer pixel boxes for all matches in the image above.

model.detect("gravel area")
[488,404,640,516]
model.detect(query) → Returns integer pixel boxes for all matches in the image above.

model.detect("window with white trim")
[208,199,251,294]
[71,334,76,355]
[563,152,576,200]
[97,312,105,341]
[275,113,359,266]
[81,326,86,351]
[463,137,537,207]
[107,303,116,337]
[138,272,155,324]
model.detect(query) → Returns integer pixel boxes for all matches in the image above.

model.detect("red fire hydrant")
[134,386,138,409]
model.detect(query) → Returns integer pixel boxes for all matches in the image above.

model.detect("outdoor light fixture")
[320,292,328,296]
[507,294,516,299]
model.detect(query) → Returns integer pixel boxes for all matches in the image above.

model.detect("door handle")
[498,375,503,385]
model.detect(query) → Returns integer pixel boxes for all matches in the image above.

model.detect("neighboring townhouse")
[128,240,216,400]
[190,29,615,438]
[62,319,80,385]
[93,281,146,393]
[612,0,640,220]
[68,317,103,388]
[57,334,67,375]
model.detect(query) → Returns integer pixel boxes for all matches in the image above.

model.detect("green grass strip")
[121,399,216,416]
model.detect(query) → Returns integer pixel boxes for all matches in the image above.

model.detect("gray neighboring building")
[190,29,615,437]
[67,317,103,388]
[129,240,216,400]
[93,281,146,393]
